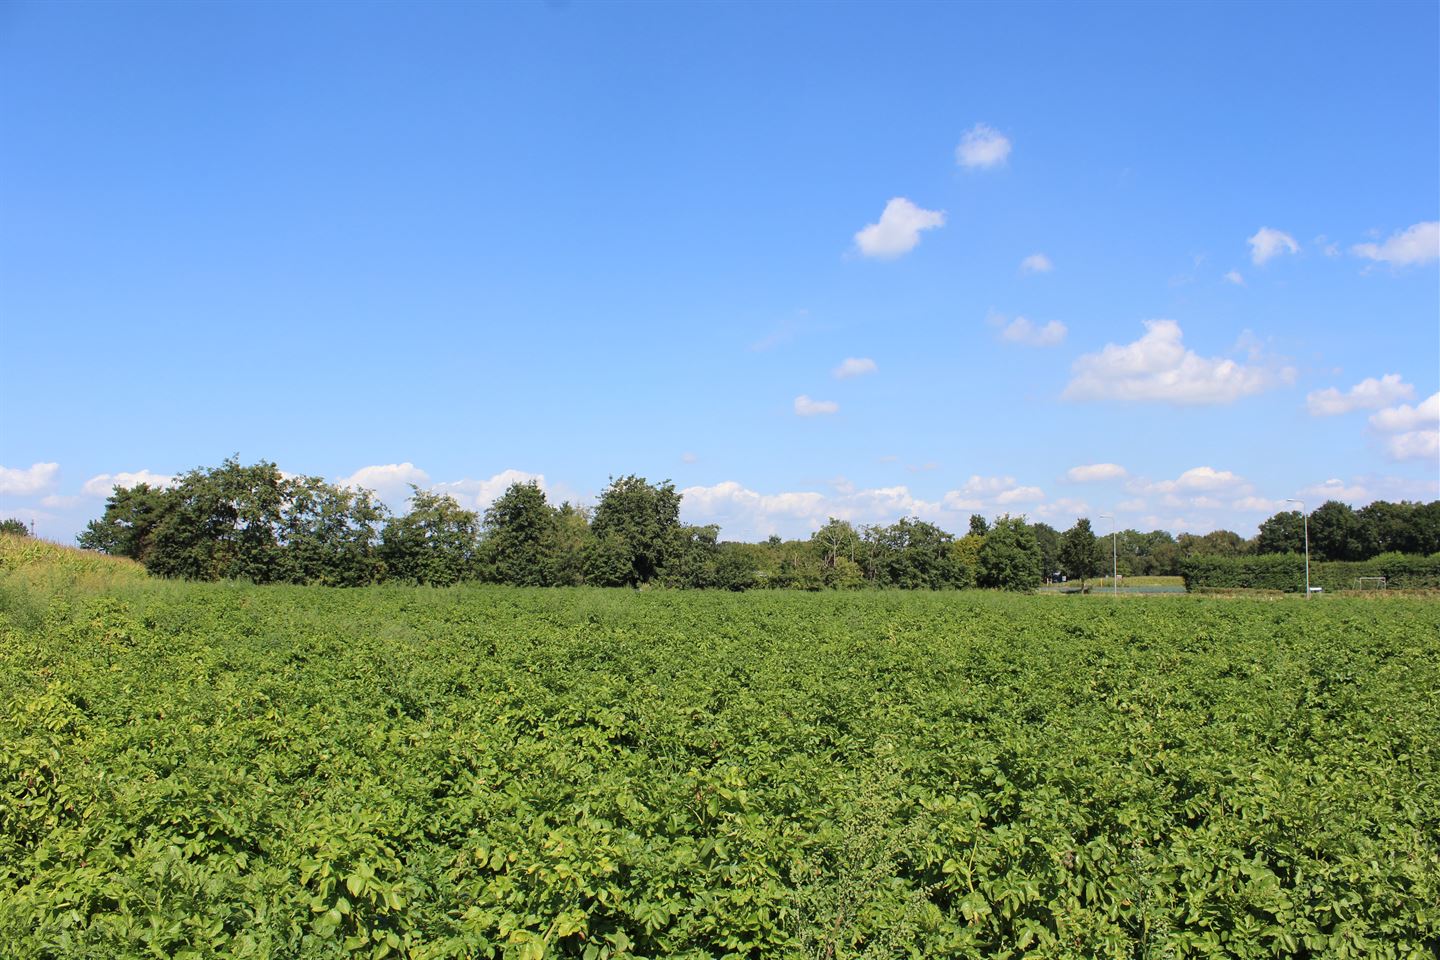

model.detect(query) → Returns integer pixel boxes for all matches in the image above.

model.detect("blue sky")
[2,0,1437,542]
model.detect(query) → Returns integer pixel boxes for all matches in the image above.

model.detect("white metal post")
[1285,499,1310,599]
[1100,514,1116,596]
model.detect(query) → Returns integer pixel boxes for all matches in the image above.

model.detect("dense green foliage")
[1180,553,1440,592]
[76,459,1439,591]
[5,546,1435,958]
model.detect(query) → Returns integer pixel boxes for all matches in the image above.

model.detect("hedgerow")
[1,568,1437,957]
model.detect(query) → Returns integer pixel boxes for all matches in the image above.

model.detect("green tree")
[379,487,482,586]
[1031,522,1061,582]
[1308,500,1361,562]
[581,532,633,587]
[977,515,1042,591]
[546,502,591,586]
[968,514,990,537]
[1180,529,1254,558]
[1256,511,1304,555]
[77,483,172,560]
[590,475,681,586]
[279,477,388,586]
[0,518,29,537]
[1059,518,1103,590]
[482,481,557,586]
[874,517,968,589]
[143,458,286,582]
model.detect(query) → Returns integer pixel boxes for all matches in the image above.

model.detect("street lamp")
[1099,514,1117,596]
[1285,498,1310,599]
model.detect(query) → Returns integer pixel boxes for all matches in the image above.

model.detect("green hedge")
[1181,552,1440,592]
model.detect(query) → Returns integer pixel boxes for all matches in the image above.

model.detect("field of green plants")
[2,539,1438,958]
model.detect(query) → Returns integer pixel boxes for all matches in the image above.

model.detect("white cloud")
[956,123,1011,169]
[433,469,548,510]
[794,395,839,416]
[1066,463,1127,483]
[1127,467,1254,506]
[0,462,59,497]
[1383,430,1440,461]
[1019,253,1053,274]
[995,485,1045,505]
[853,198,945,259]
[1300,478,1370,502]
[996,314,1067,347]
[1232,496,1285,512]
[1165,466,1247,493]
[1064,319,1293,405]
[1223,270,1245,286]
[338,462,431,499]
[1306,373,1415,416]
[81,469,175,497]
[1352,221,1439,266]
[1366,392,1439,462]
[1369,392,1439,434]
[1248,227,1299,265]
[1032,498,1091,524]
[679,474,1050,541]
[833,357,877,379]
[681,452,699,464]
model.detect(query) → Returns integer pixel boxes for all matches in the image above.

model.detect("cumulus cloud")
[82,469,175,497]
[1160,466,1248,493]
[956,123,1011,169]
[833,357,877,379]
[1020,253,1053,274]
[1248,227,1299,265]
[0,462,60,497]
[794,395,839,416]
[1306,374,1415,416]
[1223,270,1245,286]
[1064,320,1293,405]
[433,469,549,510]
[1300,478,1371,502]
[995,314,1067,347]
[995,485,1045,505]
[1369,392,1439,461]
[338,462,431,498]
[1066,463,1127,483]
[853,198,945,259]
[1352,221,1439,266]
[1232,496,1286,512]
[680,474,1049,541]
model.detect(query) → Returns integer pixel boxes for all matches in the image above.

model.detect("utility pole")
[1284,499,1310,598]
[1099,514,1117,596]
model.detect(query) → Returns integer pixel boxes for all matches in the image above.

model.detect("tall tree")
[280,477,388,586]
[590,475,681,586]
[482,481,557,586]
[77,482,172,561]
[1308,500,1361,562]
[1031,522,1061,582]
[143,458,286,582]
[379,487,482,586]
[1256,511,1305,555]
[1060,518,1103,590]
[977,516,1042,591]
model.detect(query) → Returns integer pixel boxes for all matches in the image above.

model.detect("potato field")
[2,544,1438,958]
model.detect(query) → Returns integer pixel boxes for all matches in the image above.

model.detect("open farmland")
[2,551,1438,958]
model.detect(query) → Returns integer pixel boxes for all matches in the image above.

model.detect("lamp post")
[1099,514,1117,596]
[1285,498,1310,598]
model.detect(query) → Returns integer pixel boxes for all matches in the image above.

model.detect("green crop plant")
[1,548,1437,958]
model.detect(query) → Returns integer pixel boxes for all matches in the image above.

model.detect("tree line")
[69,458,1440,590]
